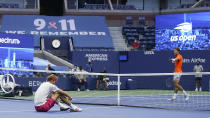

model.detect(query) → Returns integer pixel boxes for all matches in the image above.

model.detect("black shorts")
[195,77,202,81]
[98,75,104,81]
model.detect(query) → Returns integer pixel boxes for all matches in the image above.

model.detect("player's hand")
[170,58,175,62]
[65,95,72,101]
[69,96,72,101]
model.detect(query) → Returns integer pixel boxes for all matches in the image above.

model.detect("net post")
[117,74,120,106]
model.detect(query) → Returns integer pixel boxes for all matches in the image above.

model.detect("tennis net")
[0,67,210,110]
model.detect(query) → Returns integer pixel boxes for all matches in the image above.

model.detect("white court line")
[83,106,118,110]
[0,106,119,113]
[0,110,34,113]
[82,103,208,110]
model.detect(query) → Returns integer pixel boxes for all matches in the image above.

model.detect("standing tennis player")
[168,48,189,101]
[34,74,82,112]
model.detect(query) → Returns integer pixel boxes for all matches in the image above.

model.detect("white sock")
[58,102,69,108]
[173,93,177,99]
[183,90,187,95]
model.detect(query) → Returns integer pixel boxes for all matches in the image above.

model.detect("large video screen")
[0,33,34,75]
[155,12,210,51]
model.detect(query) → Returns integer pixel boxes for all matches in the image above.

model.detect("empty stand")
[113,5,136,10]
[0,3,19,8]
[109,27,128,51]
[122,18,155,51]
[82,4,110,10]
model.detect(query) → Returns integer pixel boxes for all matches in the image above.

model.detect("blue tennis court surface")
[0,99,210,118]
[73,95,210,110]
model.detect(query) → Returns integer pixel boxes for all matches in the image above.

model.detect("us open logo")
[170,22,196,42]
[174,22,192,33]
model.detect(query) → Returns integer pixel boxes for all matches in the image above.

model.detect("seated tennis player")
[34,74,82,112]
[169,48,189,101]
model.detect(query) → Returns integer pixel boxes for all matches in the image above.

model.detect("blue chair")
[127,36,135,41]
[139,17,145,26]
[206,2,210,7]
[126,16,133,25]
[140,45,147,50]
[126,32,133,37]
[2,3,9,8]
[0,3,3,8]
[128,39,134,45]
[14,4,19,8]
[133,33,139,38]
[130,29,137,33]
[9,4,15,8]
[122,29,131,35]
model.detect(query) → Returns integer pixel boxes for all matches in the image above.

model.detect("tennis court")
[0,69,210,118]
[0,98,210,118]
[1,89,210,118]
[70,90,210,110]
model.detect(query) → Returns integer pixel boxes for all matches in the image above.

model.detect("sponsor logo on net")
[107,81,121,86]
[170,22,196,42]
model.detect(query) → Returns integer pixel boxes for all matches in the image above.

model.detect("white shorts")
[173,73,182,81]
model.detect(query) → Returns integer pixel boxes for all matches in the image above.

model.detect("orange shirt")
[174,54,183,73]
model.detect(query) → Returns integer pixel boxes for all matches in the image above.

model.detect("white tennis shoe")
[168,98,176,101]
[70,107,82,112]
[70,104,82,112]
[185,94,189,101]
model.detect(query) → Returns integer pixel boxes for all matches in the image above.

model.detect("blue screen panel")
[120,55,128,61]
[0,33,34,75]
[155,12,210,51]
